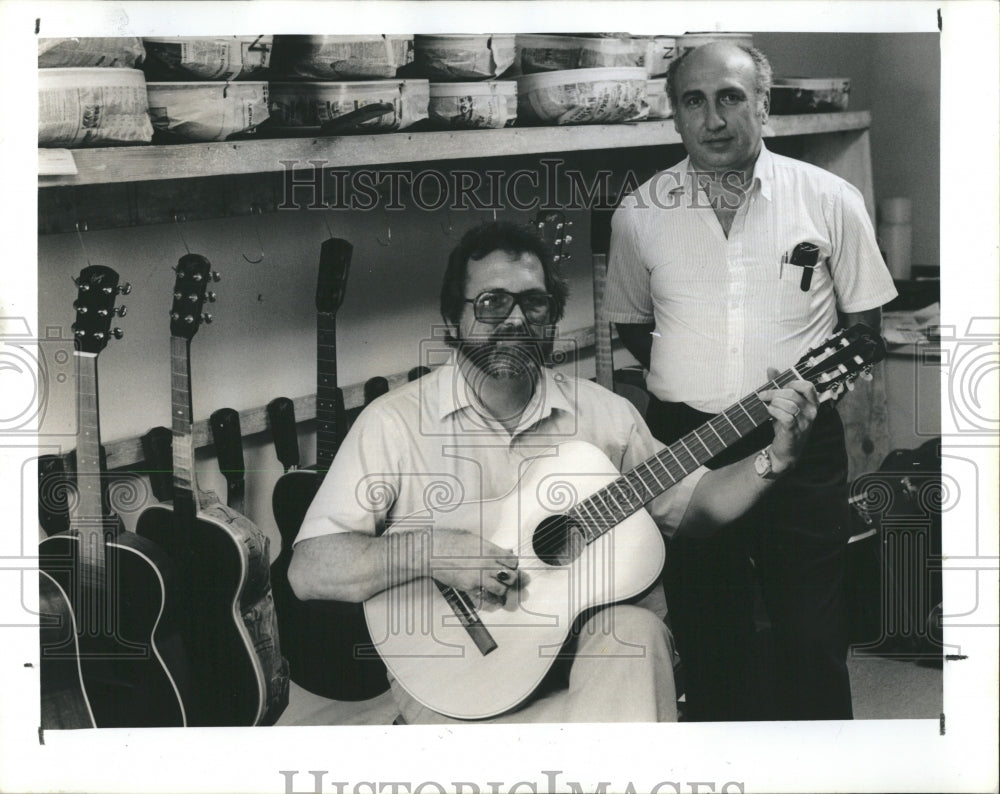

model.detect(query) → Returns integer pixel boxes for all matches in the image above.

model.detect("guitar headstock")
[795,323,887,402]
[317,238,352,314]
[72,265,130,355]
[169,254,219,339]
[532,210,573,264]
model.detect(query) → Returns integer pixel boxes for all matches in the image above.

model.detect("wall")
[756,32,940,268]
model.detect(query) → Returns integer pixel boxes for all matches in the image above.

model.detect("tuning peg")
[201,313,213,324]
[206,291,217,303]
[563,234,574,244]
[115,306,127,317]
[210,271,221,282]
[75,305,89,314]
[845,380,855,391]
[112,328,124,340]
[118,283,132,295]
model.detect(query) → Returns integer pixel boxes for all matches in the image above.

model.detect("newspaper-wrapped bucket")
[271,35,413,79]
[412,34,515,81]
[268,79,429,132]
[142,36,273,81]
[38,37,146,69]
[428,81,516,129]
[516,67,648,125]
[147,82,270,141]
[514,34,646,75]
[38,67,153,147]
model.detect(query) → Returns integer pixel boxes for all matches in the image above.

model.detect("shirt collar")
[436,358,573,434]
[663,141,773,201]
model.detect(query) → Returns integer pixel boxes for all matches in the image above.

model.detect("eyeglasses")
[463,289,556,325]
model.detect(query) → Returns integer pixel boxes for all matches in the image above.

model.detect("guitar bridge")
[435,582,497,656]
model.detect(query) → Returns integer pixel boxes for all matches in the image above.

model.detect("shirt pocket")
[774,237,831,327]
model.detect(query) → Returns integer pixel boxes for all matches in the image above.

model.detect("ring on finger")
[497,569,512,584]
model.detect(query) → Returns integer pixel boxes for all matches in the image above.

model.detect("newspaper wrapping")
[428,82,517,129]
[146,82,270,141]
[412,35,515,81]
[517,68,648,125]
[142,36,273,81]
[38,68,153,147]
[269,80,429,131]
[273,35,413,80]
[38,37,146,69]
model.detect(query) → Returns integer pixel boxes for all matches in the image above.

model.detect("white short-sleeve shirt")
[603,145,898,413]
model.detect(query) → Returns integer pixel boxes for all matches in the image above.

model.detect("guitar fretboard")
[73,352,110,582]
[316,311,343,472]
[170,335,200,513]
[569,368,798,541]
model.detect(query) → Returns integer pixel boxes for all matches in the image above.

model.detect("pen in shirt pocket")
[780,242,821,290]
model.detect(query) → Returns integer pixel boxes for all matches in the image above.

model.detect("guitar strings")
[507,370,800,563]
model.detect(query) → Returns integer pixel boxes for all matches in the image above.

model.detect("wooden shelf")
[38,112,871,188]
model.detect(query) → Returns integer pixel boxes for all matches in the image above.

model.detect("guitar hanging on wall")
[269,237,390,701]
[363,325,887,719]
[38,265,190,728]
[135,254,289,726]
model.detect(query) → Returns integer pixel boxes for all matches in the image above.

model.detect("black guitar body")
[38,529,190,728]
[271,468,389,701]
[136,501,288,726]
[38,571,96,729]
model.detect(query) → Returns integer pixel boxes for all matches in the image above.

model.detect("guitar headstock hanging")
[531,210,573,264]
[169,253,219,339]
[72,265,130,355]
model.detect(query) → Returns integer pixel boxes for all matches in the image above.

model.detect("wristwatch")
[754,446,781,480]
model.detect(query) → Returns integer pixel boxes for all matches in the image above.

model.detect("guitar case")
[845,437,943,663]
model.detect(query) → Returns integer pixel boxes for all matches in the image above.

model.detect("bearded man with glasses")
[289,220,819,724]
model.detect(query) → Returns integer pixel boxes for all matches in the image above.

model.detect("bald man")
[603,42,897,721]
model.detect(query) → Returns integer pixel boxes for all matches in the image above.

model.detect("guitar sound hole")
[533,515,587,566]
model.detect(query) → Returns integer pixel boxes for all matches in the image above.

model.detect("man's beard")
[457,326,552,382]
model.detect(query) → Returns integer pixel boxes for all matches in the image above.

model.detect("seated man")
[288,221,819,723]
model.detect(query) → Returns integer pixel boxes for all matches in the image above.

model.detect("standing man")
[603,43,898,721]
[289,221,820,724]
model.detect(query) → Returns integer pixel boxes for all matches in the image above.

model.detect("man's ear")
[759,90,770,124]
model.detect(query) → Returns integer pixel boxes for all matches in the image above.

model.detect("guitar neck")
[570,369,796,541]
[315,311,345,473]
[170,335,201,514]
[591,253,614,392]
[72,352,111,577]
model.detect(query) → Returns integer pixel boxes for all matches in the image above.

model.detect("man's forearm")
[614,322,655,370]
[289,531,428,603]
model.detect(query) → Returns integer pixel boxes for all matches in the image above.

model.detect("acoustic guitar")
[363,325,886,719]
[39,265,189,728]
[269,237,390,701]
[135,254,289,726]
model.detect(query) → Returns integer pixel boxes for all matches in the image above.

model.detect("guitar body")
[38,528,189,728]
[38,571,96,729]
[364,440,665,720]
[271,468,389,700]
[136,497,289,726]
